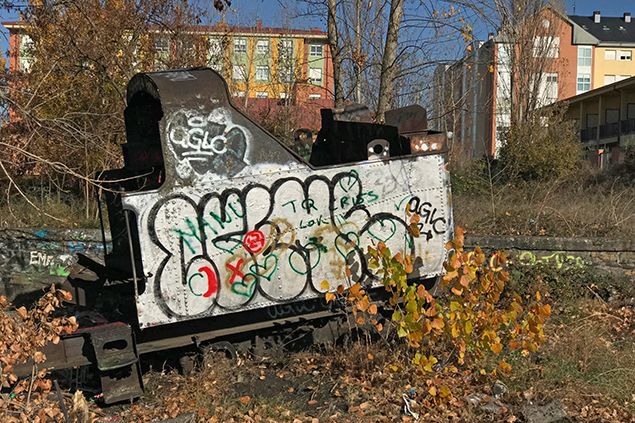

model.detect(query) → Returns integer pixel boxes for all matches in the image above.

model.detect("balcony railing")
[621,118,635,135]
[599,122,620,138]
[581,119,635,142]
[580,127,597,142]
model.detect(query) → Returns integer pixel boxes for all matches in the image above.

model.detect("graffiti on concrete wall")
[124,154,451,327]
[517,251,586,269]
[0,230,106,300]
[28,251,75,277]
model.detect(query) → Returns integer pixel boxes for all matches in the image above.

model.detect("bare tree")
[0,0,209,223]
[375,0,404,122]
[327,0,344,107]
[297,0,467,119]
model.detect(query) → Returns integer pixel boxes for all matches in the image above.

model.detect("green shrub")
[499,105,581,181]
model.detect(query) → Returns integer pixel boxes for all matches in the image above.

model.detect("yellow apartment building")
[570,11,635,91]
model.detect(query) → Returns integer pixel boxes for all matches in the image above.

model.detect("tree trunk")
[354,0,362,103]
[327,0,344,108]
[376,0,404,122]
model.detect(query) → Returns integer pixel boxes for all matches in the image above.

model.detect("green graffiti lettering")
[49,265,70,277]
[174,217,200,254]
[249,255,279,281]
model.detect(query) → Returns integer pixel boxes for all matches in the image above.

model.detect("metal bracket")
[88,324,143,404]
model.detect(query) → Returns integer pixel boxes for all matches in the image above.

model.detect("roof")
[569,14,635,45]
[561,75,635,105]
[1,21,327,39]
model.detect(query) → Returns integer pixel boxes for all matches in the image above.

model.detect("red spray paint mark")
[226,258,245,285]
[199,266,218,298]
[243,230,266,254]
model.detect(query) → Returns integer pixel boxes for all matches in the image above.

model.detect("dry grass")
[453,178,635,239]
[0,199,100,229]
[95,295,635,422]
[504,299,635,421]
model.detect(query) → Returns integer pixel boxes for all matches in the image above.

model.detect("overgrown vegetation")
[113,253,634,422]
[1,0,211,222]
[329,228,550,385]
[451,141,635,238]
[0,235,632,422]
[498,106,581,181]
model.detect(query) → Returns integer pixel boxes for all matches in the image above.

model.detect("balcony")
[581,119,635,143]
[621,118,635,135]
[580,127,597,142]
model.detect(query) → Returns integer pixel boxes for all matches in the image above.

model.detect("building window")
[234,38,247,54]
[278,65,294,83]
[207,38,222,71]
[576,74,591,93]
[279,92,288,99]
[235,91,245,97]
[532,36,559,58]
[256,65,270,81]
[176,38,195,57]
[233,65,246,80]
[618,50,632,61]
[256,91,268,98]
[19,35,35,72]
[154,36,170,63]
[604,74,616,85]
[309,44,323,57]
[617,75,631,82]
[308,93,322,100]
[536,72,558,106]
[605,50,616,60]
[256,39,269,55]
[577,46,592,66]
[280,39,293,58]
[278,39,294,83]
[208,38,221,57]
[309,67,322,84]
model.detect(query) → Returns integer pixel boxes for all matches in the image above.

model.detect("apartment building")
[2,20,334,128]
[433,8,635,159]
[570,11,635,91]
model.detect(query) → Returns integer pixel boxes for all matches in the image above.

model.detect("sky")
[1,0,634,67]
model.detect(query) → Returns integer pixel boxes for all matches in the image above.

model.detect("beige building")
[564,76,635,169]
[569,11,635,91]
[434,9,635,160]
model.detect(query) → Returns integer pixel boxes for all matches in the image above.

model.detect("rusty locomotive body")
[17,68,453,403]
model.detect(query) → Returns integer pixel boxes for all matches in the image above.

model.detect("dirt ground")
[90,293,634,423]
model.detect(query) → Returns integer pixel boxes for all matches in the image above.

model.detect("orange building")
[433,7,635,159]
[2,19,335,130]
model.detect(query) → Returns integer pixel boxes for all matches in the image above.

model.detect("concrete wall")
[466,235,635,277]
[1,230,632,305]
[0,228,108,302]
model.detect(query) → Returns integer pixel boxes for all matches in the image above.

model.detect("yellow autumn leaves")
[324,226,551,401]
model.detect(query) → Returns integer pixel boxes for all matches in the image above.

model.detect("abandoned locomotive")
[16,68,453,403]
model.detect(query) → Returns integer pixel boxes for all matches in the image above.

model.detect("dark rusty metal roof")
[569,15,635,44]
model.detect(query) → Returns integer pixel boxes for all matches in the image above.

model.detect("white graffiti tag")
[166,108,250,178]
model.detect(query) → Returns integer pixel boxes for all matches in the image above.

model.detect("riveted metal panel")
[120,68,452,328]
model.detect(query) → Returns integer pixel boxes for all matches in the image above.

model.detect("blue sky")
[1,0,633,66]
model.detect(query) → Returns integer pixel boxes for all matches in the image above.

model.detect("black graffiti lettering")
[146,171,445,318]
[407,196,447,235]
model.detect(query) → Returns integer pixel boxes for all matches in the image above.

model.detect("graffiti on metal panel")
[517,251,586,269]
[405,196,446,241]
[166,108,249,177]
[147,170,448,317]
